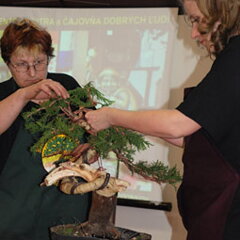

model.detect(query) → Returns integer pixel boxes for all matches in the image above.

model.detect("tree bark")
[79,191,121,239]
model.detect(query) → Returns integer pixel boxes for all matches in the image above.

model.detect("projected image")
[86,29,141,110]
[0,7,178,202]
[47,28,170,110]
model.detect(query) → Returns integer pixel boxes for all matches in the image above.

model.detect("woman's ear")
[213,20,221,32]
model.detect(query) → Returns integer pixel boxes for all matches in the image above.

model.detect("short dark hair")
[0,17,54,63]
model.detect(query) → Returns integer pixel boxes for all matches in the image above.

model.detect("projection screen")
[0,6,178,203]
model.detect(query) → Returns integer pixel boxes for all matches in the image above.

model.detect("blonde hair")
[181,0,240,56]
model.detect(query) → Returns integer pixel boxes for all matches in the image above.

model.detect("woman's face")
[184,0,213,51]
[8,47,48,88]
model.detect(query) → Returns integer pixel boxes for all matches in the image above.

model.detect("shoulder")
[0,78,12,88]
[213,35,240,71]
[197,36,240,90]
[47,72,80,90]
[0,78,18,100]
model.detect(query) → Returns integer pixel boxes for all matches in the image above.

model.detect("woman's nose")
[191,24,200,40]
[28,65,37,76]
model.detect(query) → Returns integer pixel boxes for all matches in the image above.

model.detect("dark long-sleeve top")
[0,72,80,174]
[177,35,240,173]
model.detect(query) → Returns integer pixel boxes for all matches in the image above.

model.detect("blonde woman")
[86,1,240,239]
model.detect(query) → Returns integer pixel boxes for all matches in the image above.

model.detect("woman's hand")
[0,79,69,134]
[85,107,112,132]
[20,79,69,103]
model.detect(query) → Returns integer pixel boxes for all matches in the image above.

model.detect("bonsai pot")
[50,223,152,240]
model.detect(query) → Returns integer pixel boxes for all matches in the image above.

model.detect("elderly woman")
[0,18,90,240]
[86,0,240,239]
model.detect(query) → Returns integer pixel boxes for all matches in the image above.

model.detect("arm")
[162,137,184,148]
[0,79,69,135]
[85,107,200,146]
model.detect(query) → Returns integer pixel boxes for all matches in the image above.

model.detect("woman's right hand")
[0,79,69,134]
[20,79,69,104]
[85,107,112,132]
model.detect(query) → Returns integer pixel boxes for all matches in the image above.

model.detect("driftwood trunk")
[51,191,121,239]
[79,191,121,239]
[50,191,152,240]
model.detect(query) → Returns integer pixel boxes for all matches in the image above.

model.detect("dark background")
[0,0,183,14]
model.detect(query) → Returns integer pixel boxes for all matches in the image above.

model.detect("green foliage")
[23,82,110,152]
[133,160,182,186]
[24,108,86,153]
[88,127,151,160]
[23,82,182,186]
[68,82,114,108]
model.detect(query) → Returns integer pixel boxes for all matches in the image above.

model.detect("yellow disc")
[42,134,78,172]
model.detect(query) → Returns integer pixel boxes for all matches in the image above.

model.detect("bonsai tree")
[23,82,181,240]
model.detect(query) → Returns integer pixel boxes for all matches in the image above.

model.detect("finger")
[50,83,69,99]
[40,80,69,99]
[85,111,96,123]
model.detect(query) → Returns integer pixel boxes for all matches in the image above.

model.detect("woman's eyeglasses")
[10,60,48,72]
[185,15,203,27]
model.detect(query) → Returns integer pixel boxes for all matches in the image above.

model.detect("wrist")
[107,107,118,126]
[16,88,30,105]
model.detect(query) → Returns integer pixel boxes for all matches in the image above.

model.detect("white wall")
[115,15,213,240]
